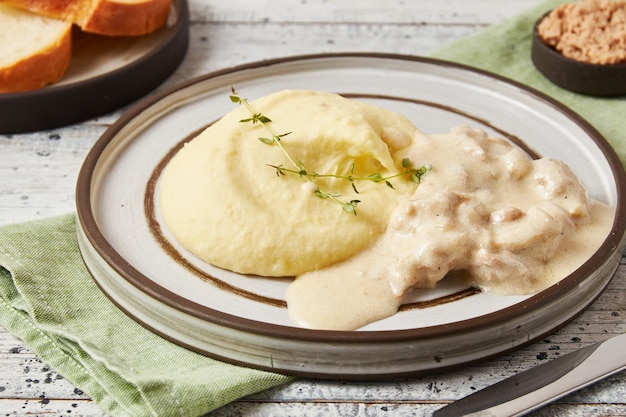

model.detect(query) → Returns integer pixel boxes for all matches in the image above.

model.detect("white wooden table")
[1,1,625,415]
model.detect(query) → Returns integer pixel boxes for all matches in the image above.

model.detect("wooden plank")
[190,0,546,25]
[0,398,619,417]
[209,401,626,417]
[0,336,88,400]
[0,399,104,416]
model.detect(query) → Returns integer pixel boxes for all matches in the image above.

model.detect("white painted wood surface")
[1,0,625,416]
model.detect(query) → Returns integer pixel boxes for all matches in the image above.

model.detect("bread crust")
[1,0,85,17]
[0,21,72,93]
[83,0,172,36]
[0,0,172,36]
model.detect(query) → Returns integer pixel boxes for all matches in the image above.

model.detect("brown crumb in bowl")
[537,0,626,65]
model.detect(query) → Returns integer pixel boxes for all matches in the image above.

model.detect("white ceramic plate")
[76,54,626,379]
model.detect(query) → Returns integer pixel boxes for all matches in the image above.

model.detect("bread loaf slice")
[0,4,72,93]
[0,0,172,36]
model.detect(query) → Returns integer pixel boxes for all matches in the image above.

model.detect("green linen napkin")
[0,214,292,417]
[1,1,624,417]
[432,0,626,166]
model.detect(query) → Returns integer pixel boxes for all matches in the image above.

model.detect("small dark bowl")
[531,16,626,97]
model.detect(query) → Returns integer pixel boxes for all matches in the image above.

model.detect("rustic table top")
[1,0,625,416]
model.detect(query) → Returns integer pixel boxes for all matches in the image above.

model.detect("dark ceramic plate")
[531,14,626,97]
[0,0,189,134]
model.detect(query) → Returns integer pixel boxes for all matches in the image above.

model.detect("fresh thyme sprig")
[268,157,430,192]
[229,87,429,215]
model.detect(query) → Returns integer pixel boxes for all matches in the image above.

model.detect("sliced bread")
[0,4,72,93]
[0,0,172,36]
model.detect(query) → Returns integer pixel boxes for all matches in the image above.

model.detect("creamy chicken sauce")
[286,126,614,330]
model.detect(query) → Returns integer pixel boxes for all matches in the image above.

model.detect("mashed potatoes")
[160,90,418,276]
